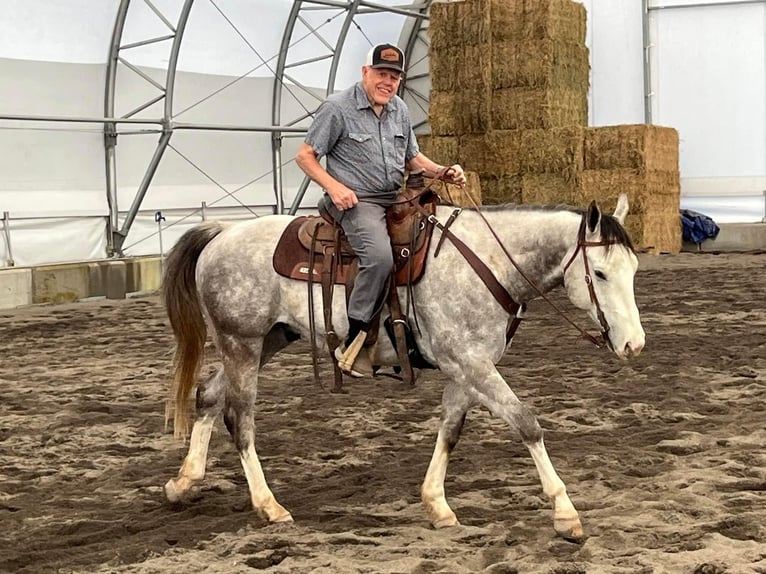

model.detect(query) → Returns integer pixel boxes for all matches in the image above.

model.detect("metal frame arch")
[104,0,132,255]
[106,0,435,246]
[104,0,195,255]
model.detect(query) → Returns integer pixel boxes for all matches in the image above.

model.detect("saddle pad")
[273,216,434,286]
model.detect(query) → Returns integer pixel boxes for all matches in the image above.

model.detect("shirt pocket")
[393,133,407,165]
[348,132,373,144]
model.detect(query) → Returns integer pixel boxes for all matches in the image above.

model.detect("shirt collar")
[354,82,398,113]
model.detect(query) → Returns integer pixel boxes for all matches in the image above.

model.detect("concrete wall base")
[0,256,163,310]
[682,222,766,253]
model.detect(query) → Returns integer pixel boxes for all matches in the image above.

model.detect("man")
[295,43,466,378]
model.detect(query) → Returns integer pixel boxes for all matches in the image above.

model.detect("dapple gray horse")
[162,193,644,540]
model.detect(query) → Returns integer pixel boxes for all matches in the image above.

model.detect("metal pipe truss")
[100,0,433,253]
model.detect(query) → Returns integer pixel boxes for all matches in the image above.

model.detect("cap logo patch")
[380,48,401,62]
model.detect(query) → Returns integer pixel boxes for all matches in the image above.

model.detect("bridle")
[561,215,621,349]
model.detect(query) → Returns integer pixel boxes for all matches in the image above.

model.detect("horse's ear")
[613,193,629,225]
[586,200,601,234]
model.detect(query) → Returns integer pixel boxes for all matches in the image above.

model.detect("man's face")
[361,66,402,106]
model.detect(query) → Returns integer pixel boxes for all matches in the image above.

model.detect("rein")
[425,177,616,349]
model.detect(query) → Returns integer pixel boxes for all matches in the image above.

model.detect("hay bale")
[430,88,490,135]
[623,212,682,254]
[483,130,523,176]
[521,173,577,205]
[491,87,587,130]
[577,169,680,214]
[584,125,679,171]
[519,127,584,178]
[458,134,490,174]
[491,38,589,91]
[430,0,490,51]
[578,168,681,254]
[418,134,460,166]
[430,43,492,92]
[481,174,523,204]
[490,0,587,45]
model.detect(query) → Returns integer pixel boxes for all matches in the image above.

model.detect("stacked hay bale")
[578,125,681,252]
[424,0,682,253]
[427,0,589,206]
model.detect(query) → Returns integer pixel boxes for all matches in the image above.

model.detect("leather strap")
[422,207,523,345]
[320,228,344,392]
[433,207,462,258]
[307,222,323,389]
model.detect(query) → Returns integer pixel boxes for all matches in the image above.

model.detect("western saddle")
[272,171,440,391]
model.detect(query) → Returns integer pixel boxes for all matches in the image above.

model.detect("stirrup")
[334,330,368,378]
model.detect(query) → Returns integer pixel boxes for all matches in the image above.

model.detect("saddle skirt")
[272,188,438,286]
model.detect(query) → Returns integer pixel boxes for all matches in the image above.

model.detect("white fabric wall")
[583,0,766,223]
[648,0,766,222]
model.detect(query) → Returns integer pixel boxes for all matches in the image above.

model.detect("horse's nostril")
[624,341,643,357]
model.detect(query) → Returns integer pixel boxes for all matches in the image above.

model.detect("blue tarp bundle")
[681,209,720,244]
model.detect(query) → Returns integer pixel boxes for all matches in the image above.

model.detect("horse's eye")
[594,270,607,281]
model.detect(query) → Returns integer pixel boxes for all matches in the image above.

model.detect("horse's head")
[562,194,645,360]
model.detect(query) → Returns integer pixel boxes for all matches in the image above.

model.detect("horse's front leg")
[472,365,583,541]
[421,382,472,528]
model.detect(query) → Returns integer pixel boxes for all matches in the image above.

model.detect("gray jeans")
[319,195,394,323]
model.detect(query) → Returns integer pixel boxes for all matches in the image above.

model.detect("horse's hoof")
[554,517,585,543]
[271,513,294,524]
[256,501,294,524]
[164,479,183,503]
[432,515,460,529]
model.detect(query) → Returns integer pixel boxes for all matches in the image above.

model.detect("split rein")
[410,168,614,349]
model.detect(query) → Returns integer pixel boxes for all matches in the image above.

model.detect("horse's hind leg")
[422,382,472,528]
[164,368,226,502]
[220,334,292,523]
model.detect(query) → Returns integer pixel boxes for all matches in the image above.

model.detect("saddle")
[271,171,440,391]
[273,177,438,286]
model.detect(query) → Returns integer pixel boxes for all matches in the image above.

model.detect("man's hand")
[328,184,359,211]
[443,164,467,187]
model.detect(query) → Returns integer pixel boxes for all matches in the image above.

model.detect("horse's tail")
[162,222,225,439]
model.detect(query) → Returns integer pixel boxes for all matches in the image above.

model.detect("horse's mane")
[468,203,636,253]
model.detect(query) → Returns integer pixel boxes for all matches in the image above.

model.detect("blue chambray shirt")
[305,82,420,205]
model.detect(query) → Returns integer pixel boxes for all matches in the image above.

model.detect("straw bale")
[576,169,680,214]
[576,167,681,254]
[418,135,460,166]
[430,43,492,92]
[433,171,483,207]
[458,134,490,174]
[429,0,490,51]
[492,87,587,130]
[623,213,682,254]
[491,39,589,92]
[490,0,587,45]
[519,127,584,178]
[430,88,490,135]
[584,125,679,172]
[481,174,523,205]
[483,130,523,176]
[521,173,577,205]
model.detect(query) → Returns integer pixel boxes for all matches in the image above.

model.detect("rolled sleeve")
[406,126,420,162]
[305,101,344,159]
